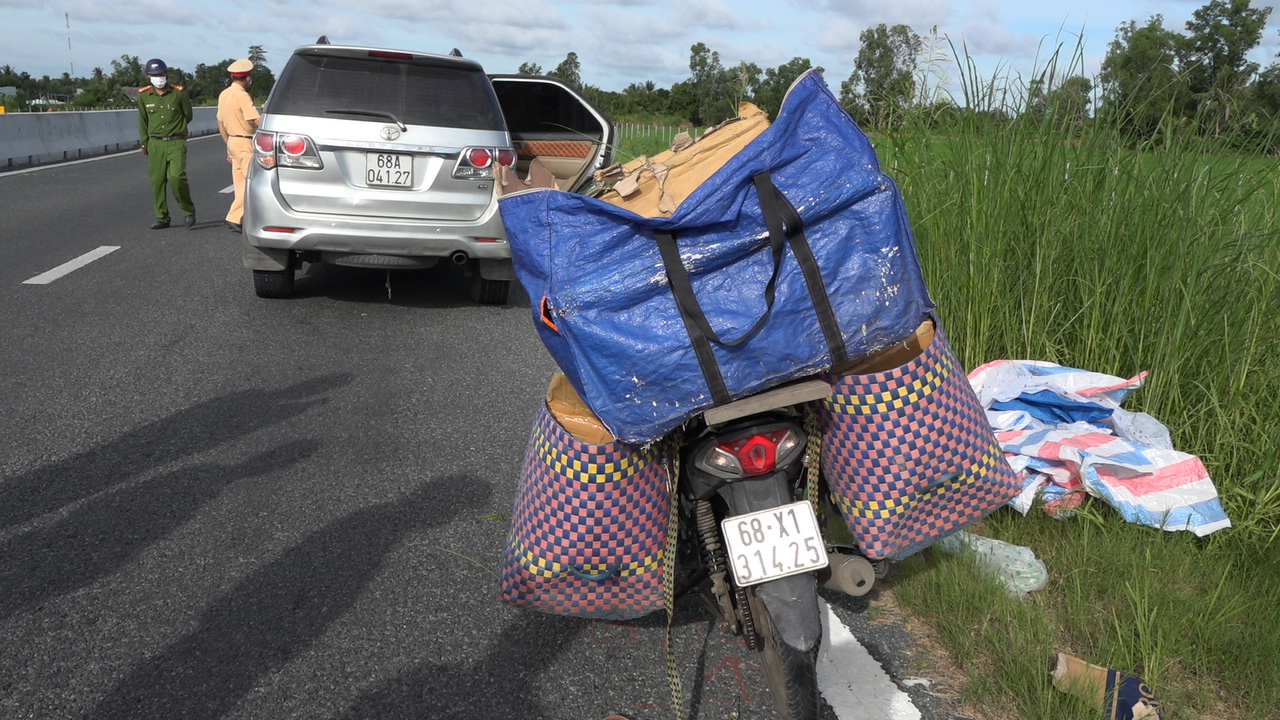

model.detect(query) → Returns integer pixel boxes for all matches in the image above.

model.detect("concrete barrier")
[1,106,218,171]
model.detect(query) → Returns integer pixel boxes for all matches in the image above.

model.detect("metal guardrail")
[0,106,218,172]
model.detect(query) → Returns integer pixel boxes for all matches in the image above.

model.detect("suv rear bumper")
[241,169,510,267]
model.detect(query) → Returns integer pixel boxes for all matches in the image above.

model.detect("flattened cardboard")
[831,318,936,375]
[545,373,616,445]
[494,157,557,199]
[594,103,770,218]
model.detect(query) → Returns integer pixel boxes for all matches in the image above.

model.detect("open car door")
[489,75,615,194]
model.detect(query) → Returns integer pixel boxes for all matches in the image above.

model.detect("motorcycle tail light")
[706,447,743,475]
[716,429,799,477]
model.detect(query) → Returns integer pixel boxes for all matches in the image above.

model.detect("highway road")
[0,138,949,720]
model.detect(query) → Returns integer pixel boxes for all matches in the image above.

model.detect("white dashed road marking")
[818,598,923,719]
[220,185,234,193]
[23,246,120,285]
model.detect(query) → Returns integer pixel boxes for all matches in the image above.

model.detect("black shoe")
[226,221,242,233]
[151,219,170,230]
[184,214,196,229]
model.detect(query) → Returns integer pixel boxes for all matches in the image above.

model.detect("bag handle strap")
[654,172,849,405]
[758,174,849,370]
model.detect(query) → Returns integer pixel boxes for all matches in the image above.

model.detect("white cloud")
[958,18,1041,58]
[818,0,953,29]
[62,0,197,26]
[674,0,749,31]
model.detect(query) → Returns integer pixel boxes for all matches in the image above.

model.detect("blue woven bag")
[499,402,672,619]
[498,70,934,445]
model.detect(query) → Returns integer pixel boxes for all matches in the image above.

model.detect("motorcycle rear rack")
[701,378,832,427]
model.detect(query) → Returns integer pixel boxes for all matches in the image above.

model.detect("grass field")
[615,109,1280,719]
[879,113,1280,720]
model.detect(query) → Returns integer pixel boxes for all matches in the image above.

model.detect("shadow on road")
[0,439,321,623]
[0,373,352,531]
[288,263,534,310]
[336,611,579,720]
[88,475,491,720]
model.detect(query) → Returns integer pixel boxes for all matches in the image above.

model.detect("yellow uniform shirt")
[217,83,260,137]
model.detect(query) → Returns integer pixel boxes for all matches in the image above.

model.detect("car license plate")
[366,152,413,187]
[721,501,828,587]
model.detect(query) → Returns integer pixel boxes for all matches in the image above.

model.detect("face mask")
[150,76,167,89]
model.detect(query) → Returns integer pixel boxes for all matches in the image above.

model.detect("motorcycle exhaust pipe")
[449,251,470,266]
[818,552,876,596]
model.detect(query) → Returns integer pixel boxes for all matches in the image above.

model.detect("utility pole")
[65,13,74,77]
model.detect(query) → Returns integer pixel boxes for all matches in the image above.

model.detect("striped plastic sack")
[968,359,1231,536]
[821,318,1021,560]
[499,402,672,619]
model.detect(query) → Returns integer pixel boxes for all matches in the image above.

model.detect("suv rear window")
[269,54,505,131]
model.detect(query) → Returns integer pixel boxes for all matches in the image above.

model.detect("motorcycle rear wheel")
[746,588,822,720]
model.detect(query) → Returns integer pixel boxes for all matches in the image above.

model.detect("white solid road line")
[817,598,923,720]
[22,246,120,285]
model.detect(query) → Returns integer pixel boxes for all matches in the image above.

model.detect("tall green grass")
[876,47,1280,720]
[877,85,1280,545]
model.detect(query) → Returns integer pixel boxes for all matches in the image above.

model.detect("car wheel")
[470,274,510,305]
[252,267,295,298]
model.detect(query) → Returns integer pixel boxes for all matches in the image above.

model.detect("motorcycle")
[671,377,882,720]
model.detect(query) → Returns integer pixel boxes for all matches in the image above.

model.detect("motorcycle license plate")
[721,501,828,587]
[366,152,413,187]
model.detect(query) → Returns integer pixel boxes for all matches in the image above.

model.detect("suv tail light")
[453,146,516,179]
[705,429,802,477]
[253,131,323,170]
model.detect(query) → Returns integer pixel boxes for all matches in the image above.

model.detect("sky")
[2,0,1278,99]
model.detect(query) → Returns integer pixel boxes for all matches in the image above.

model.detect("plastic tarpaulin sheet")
[498,70,935,444]
[968,359,1231,536]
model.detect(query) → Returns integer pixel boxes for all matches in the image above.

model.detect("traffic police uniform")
[216,59,261,231]
[138,61,195,228]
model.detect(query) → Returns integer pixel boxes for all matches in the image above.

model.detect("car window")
[271,54,505,131]
[493,81,602,136]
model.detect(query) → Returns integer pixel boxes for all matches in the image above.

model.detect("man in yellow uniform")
[217,58,260,233]
[137,58,196,230]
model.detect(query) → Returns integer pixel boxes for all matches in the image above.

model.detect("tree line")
[539,0,1280,152]
[0,46,275,111]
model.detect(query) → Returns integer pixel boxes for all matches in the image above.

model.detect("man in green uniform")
[138,57,196,230]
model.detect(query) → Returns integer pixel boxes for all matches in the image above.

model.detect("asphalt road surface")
[0,139,951,720]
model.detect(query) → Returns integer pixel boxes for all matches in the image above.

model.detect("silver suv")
[242,42,614,303]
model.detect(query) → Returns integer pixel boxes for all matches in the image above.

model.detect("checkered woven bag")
[821,318,1020,560]
[499,402,672,619]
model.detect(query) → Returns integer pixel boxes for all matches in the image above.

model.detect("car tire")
[470,274,510,305]
[252,267,295,298]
